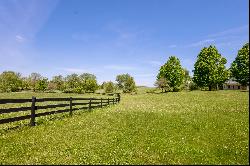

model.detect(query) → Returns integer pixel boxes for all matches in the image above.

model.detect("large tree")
[0,71,22,92]
[230,43,249,88]
[84,79,98,92]
[193,45,228,91]
[104,81,115,93]
[28,73,42,91]
[51,75,64,91]
[79,73,96,81]
[157,56,185,91]
[65,73,80,89]
[35,78,49,92]
[116,74,136,93]
[154,77,170,92]
[79,73,98,93]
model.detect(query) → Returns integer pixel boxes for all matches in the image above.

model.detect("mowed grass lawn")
[0,90,249,164]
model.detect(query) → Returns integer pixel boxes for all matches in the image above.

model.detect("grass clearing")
[0,90,249,164]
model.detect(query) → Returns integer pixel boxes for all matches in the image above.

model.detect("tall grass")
[0,90,249,164]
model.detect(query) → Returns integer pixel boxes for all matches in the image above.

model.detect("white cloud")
[147,60,162,66]
[207,25,249,38]
[185,39,215,47]
[15,35,25,43]
[104,65,136,70]
[168,44,177,48]
[61,68,88,73]
[0,0,59,58]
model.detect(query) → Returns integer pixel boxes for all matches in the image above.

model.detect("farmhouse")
[223,79,249,90]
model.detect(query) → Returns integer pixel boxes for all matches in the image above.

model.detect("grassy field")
[0,90,249,164]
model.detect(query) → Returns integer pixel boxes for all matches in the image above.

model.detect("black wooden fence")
[0,94,120,126]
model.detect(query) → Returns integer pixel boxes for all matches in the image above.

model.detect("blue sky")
[0,0,249,87]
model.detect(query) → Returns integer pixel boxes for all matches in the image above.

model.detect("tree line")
[0,43,248,93]
[155,42,249,92]
[0,72,137,94]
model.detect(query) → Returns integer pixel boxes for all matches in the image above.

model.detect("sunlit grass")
[0,90,249,164]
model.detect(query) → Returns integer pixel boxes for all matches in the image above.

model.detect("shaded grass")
[0,90,249,164]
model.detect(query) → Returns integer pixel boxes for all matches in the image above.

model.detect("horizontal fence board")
[0,96,120,125]
[35,109,70,117]
[72,103,89,106]
[71,98,91,101]
[102,101,109,104]
[71,98,112,101]
[36,98,70,102]
[0,115,31,124]
[36,104,69,110]
[90,102,102,104]
[0,106,31,114]
[0,99,31,104]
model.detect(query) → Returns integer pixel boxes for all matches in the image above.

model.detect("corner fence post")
[69,97,73,116]
[30,96,36,126]
[89,98,92,110]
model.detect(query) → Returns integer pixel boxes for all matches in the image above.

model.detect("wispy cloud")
[168,44,177,48]
[182,25,249,49]
[185,39,215,47]
[0,0,59,58]
[147,60,162,66]
[15,35,26,43]
[207,25,249,38]
[60,68,88,73]
[104,65,136,70]
[104,21,151,48]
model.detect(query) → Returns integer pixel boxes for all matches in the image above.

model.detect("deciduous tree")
[154,77,170,92]
[157,56,185,92]
[116,74,136,93]
[230,43,249,88]
[193,45,228,91]
[0,71,22,92]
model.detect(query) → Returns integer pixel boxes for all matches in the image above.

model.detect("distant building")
[223,79,249,90]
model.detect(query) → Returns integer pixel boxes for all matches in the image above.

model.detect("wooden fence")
[0,94,120,126]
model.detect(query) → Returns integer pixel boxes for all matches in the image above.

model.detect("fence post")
[113,98,114,105]
[69,97,72,116]
[101,98,103,108]
[89,98,92,110]
[117,93,120,103]
[30,96,36,126]
[108,98,109,105]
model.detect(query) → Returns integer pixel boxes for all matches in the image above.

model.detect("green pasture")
[0,90,249,164]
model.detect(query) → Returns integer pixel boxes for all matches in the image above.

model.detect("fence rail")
[0,94,120,126]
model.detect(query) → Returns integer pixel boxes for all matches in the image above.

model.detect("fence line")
[0,94,120,126]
